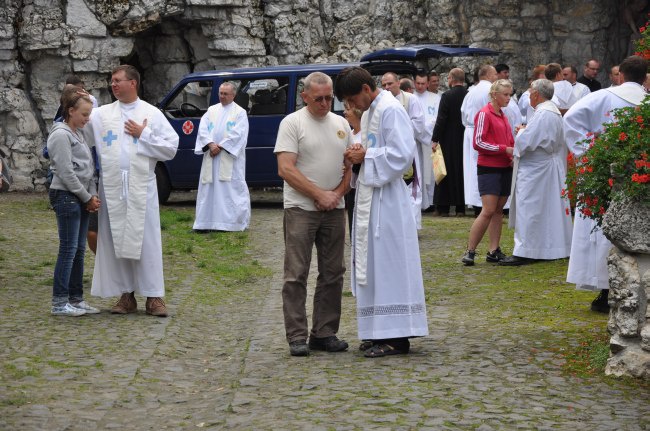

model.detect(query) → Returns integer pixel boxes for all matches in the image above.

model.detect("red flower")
[637,115,644,124]
[565,208,570,215]
[583,208,593,217]
[581,156,589,164]
[599,207,606,215]
[619,132,628,141]
[608,178,614,187]
[586,166,593,173]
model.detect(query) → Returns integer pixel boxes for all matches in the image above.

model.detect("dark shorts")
[88,211,98,233]
[477,166,513,197]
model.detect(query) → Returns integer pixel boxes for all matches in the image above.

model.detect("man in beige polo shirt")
[274,72,352,356]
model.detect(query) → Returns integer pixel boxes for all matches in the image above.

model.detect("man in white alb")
[413,71,441,211]
[85,65,179,317]
[563,55,648,313]
[335,66,428,357]
[460,64,497,214]
[500,79,572,265]
[193,82,250,232]
[562,65,591,103]
[545,63,577,115]
[381,72,427,228]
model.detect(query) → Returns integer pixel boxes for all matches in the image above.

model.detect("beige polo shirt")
[274,107,352,211]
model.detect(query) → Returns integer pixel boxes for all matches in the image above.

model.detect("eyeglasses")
[310,95,334,103]
[110,79,134,85]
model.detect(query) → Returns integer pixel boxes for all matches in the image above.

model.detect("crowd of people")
[42,53,648,359]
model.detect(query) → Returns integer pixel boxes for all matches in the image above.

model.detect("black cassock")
[431,85,468,210]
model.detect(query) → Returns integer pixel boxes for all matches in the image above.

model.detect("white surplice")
[352,90,428,340]
[85,99,179,298]
[564,82,646,291]
[193,102,250,231]
[509,101,572,259]
[460,80,491,207]
[414,90,441,208]
[552,80,578,110]
[518,89,536,124]
[395,90,426,228]
[571,82,590,102]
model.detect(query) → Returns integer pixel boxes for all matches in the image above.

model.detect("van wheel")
[155,163,172,204]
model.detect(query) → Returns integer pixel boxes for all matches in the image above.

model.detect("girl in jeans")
[47,85,101,316]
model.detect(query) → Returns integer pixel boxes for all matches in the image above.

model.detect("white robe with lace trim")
[352,90,429,340]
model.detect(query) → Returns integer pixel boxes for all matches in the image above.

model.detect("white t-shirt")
[274,107,352,211]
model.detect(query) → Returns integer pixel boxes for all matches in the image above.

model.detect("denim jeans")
[49,189,89,307]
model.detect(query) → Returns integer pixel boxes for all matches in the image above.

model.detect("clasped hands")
[207,142,222,158]
[86,195,101,213]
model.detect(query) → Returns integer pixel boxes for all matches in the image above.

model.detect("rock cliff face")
[0,0,643,189]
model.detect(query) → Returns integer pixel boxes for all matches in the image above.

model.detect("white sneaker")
[72,301,100,314]
[52,303,86,317]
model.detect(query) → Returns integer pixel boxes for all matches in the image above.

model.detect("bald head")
[479,65,497,83]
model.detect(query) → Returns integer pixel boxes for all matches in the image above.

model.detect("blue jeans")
[49,189,89,307]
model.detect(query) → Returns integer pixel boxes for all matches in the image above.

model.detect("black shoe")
[590,289,610,314]
[461,250,476,266]
[498,255,533,266]
[486,247,506,263]
[289,340,310,356]
[308,336,349,352]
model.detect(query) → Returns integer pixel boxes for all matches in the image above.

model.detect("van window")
[228,78,289,115]
[295,76,344,112]
[163,80,213,118]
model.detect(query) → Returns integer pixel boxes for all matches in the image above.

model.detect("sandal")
[363,343,407,358]
[358,340,373,351]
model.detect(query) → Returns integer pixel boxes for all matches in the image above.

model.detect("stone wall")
[0,0,643,190]
[603,198,650,379]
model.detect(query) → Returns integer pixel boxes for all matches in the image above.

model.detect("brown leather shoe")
[146,297,168,317]
[111,292,137,314]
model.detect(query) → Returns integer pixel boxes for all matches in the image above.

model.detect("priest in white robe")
[336,66,428,357]
[461,65,497,210]
[381,72,427,229]
[84,65,179,317]
[545,63,578,114]
[500,79,572,265]
[413,72,441,210]
[193,82,250,232]
[563,56,648,312]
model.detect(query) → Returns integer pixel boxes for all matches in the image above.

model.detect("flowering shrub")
[634,14,650,60]
[564,99,649,226]
[564,19,650,226]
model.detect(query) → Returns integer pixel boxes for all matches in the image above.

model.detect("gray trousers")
[282,207,346,343]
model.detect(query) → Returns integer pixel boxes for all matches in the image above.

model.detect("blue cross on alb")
[367,133,377,148]
[207,122,214,133]
[103,130,118,147]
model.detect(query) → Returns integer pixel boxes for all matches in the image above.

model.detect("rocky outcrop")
[604,198,650,379]
[0,0,642,190]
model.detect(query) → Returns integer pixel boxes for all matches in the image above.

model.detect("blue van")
[155,44,497,203]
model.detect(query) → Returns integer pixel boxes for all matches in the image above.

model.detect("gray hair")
[530,79,554,101]
[304,72,333,91]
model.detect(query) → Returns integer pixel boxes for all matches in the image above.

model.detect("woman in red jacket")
[462,79,515,266]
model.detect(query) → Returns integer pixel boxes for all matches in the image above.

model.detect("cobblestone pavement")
[1,192,649,430]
